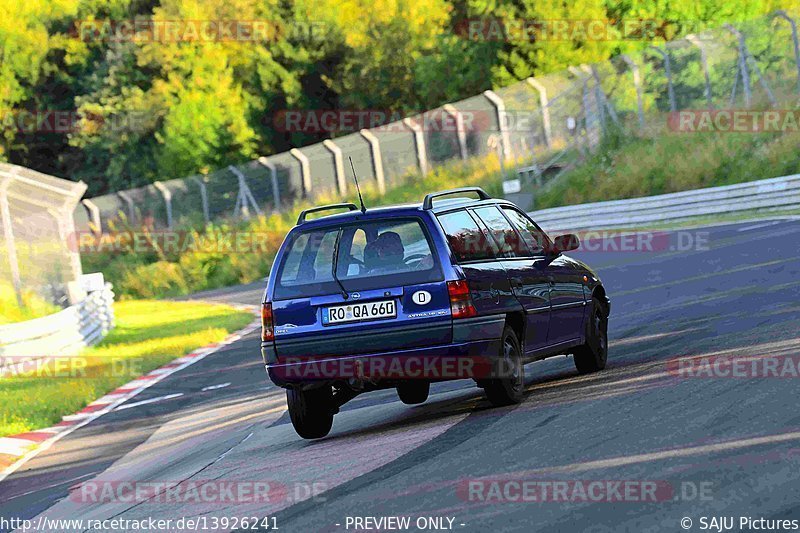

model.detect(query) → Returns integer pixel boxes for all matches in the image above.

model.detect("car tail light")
[261,303,274,342]
[447,280,477,319]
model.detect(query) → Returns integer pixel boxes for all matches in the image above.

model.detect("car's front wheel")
[484,327,525,406]
[573,296,609,374]
[286,387,334,439]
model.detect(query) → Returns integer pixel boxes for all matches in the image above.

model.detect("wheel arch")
[504,311,526,348]
[591,284,610,317]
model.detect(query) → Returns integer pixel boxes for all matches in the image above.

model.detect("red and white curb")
[0,313,260,484]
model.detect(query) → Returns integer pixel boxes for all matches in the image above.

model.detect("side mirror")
[553,233,580,253]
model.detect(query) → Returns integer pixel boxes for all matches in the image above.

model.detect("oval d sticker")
[412,290,432,306]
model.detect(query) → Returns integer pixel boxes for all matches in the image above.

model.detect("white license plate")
[323,299,397,325]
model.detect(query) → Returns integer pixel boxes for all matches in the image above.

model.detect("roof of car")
[295,197,512,229]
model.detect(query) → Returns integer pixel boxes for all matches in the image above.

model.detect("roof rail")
[422,187,491,210]
[297,203,358,224]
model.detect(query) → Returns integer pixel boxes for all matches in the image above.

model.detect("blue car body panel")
[261,198,608,388]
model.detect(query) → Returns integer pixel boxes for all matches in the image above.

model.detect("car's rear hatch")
[270,216,452,360]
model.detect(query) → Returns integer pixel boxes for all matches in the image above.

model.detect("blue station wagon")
[261,188,610,438]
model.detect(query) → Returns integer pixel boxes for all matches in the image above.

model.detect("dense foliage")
[1,0,795,194]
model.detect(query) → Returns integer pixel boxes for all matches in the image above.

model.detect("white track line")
[737,220,784,232]
[115,393,184,411]
[201,382,232,392]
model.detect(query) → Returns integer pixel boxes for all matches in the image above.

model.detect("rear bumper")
[263,338,502,389]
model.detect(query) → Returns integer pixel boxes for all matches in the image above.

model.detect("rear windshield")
[273,218,443,300]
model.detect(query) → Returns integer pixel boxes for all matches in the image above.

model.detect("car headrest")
[364,231,404,270]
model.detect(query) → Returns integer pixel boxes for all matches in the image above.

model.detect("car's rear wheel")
[573,297,609,374]
[286,387,334,439]
[397,382,430,404]
[484,327,524,406]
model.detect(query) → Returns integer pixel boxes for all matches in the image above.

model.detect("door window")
[472,206,527,258]
[437,209,497,262]
[501,207,549,256]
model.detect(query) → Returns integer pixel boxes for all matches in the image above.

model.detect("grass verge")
[537,129,800,209]
[0,284,60,325]
[0,299,254,438]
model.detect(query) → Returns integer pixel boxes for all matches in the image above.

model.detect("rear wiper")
[331,229,349,300]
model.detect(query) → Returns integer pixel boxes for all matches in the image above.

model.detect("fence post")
[580,65,608,129]
[443,104,468,160]
[59,188,85,284]
[402,118,428,177]
[686,34,714,109]
[525,78,552,149]
[725,25,752,107]
[749,56,778,107]
[81,198,102,236]
[48,204,83,286]
[734,26,777,106]
[153,182,173,228]
[190,177,210,223]
[483,90,512,161]
[620,55,645,129]
[322,140,347,196]
[588,64,620,125]
[116,191,136,224]
[256,157,281,211]
[570,65,602,135]
[648,46,677,112]
[0,176,23,308]
[229,165,263,220]
[289,148,312,198]
[774,10,800,94]
[359,129,386,195]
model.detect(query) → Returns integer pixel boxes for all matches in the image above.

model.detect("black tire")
[573,297,609,374]
[286,387,334,439]
[484,327,524,406]
[397,382,430,405]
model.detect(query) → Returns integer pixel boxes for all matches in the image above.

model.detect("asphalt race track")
[1,218,799,532]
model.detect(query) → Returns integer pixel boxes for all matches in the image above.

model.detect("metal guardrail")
[0,282,114,373]
[530,174,800,231]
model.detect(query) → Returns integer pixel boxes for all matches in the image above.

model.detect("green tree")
[0,0,80,158]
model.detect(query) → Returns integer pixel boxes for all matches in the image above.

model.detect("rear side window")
[437,210,496,262]
[472,206,528,258]
[273,218,442,300]
[502,207,549,255]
